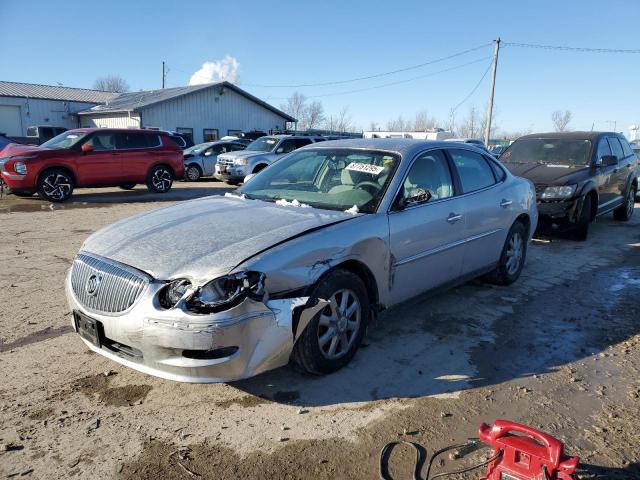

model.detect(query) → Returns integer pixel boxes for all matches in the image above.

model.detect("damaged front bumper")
[65,272,324,383]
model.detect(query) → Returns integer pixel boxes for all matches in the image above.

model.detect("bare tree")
[335,106,353,133]
[551,110,572,132]
[302,101,325,130]
[280,92,308,128]
[457,106,481,138]
[93,75,130,93]
[413,110,437,131]
[368,121,379,131]
[446,108,457,135]
[386,115,410,132]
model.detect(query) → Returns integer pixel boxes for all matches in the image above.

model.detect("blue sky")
[3,0,639,135]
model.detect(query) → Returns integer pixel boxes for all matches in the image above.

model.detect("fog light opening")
[182,346,239,360]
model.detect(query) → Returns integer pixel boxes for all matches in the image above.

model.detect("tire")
[486,221,528,286]
[37,168,74,202]
[146,165,173,193]
[185,164,202,182]
[119,183,136,190]
[291,269,370,375]
[573,195,592,241]
[613,183,636,221]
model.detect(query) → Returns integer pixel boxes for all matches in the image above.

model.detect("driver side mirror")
[597,155,618,167]
[397,188,432,209]
[81,143,93,153]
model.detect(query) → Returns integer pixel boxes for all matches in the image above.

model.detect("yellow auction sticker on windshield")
[346,162,385,175]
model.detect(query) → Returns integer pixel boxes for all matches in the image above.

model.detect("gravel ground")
[0,182,639,479]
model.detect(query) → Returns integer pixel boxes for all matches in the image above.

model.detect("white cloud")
[189,56,240,85]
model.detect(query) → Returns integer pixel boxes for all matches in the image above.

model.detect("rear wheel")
[486,221,527,285]
[573,195,592,241]
[37,168,74,202]
[291,269,369,375]
[613,183,636,221]
[119,183,136,190]
[146,165,173,193]
[185,165,202,182]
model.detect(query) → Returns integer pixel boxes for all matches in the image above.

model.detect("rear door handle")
[500,199,513,208]
[447,213,462,224]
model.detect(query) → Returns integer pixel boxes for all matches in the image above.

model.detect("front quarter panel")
[234,212,392,307]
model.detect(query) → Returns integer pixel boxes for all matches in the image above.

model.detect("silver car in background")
[215,134,322,184]
[183,140,247,181]
[66,139,537,383]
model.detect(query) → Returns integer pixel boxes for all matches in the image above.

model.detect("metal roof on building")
[0,81,119,103]
[78,81,296,122]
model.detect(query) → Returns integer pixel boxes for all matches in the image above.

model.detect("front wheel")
[185,165,202,182]
[146,165,173,193]
[291,269,369,375]
[613,183,636,221]
[486,221,527,286]
[573,195,592,241]
[37,168,74,202]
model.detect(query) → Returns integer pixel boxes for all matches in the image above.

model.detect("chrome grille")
[70,253,149,315]
[217,156,234,166]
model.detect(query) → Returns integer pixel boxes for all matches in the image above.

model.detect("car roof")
[297,138,486,157]
[68,128,167,135]
[517,131,619,141]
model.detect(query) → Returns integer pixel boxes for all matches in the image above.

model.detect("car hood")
[0,143,48,157]
[219,150,271,160]
[503,162,591,185]
[81,196,358,283]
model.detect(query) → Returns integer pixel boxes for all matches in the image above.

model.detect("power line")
[267,56,494,100]
[502,41,640,54]
[239,43,493,88]
[451,59,493,112]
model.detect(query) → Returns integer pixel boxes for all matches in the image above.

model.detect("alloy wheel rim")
[187,167,199,181]
[317,289,361,360]
[42,173,71,200]
[505,232,523,275]
[627,187,635,218]
[152,169,172,191]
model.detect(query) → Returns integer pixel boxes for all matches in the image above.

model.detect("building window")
[227,129,242,137]
[203,129,219,142]
[176,127,194,143]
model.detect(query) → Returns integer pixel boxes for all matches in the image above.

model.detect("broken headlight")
[179,272,265,313]
[159,278,193,309]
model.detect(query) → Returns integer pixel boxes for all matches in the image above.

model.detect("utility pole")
[483,37,500,146]
[162,61,166,89]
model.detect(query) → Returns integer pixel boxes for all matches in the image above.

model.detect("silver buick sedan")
[66,139,537,383]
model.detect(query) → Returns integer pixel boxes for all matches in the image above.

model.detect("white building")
[0,81,295,144]
[0,81,117,137]
[78,82,295,143]
[363,129,453,140]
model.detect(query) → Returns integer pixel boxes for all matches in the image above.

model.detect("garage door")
[0,105,22,136]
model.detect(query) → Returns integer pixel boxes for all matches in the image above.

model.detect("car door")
[592,137,618,208]
[608,136,631,204]
[447,148,509,275]
[75,132,121,185]
[117,132,160,181]
[388,149,466,304]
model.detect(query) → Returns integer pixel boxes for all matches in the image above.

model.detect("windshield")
[246,136,278,152]
[501,138,592,167]
[184,142,213,155]
[41,131,88,149]
[238,148,400,213]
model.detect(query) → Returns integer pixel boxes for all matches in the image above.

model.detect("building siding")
[138,87,288,143]
[79,112,141,129]
[0,97,99,136]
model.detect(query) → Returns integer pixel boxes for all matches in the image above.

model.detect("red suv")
[0,128,184,202]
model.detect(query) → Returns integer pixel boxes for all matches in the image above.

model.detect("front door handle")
[500,199,513,208]
[447,213,462,224]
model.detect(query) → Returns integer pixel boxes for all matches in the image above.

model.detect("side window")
[278,139,297,153]
[607,137,624,159]
[596,138,612,160]
[87,133,116,151]
[620,137,634,158]
[170,135,186,148]
[116,132,148,149]
[208,145,225,155]
[402,150,454,203]
[294,138,312,149]
[487,157,506,181]
[449,149,496,193]
[230,143,245,151]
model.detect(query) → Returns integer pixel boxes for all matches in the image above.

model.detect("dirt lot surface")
[1,182,639,479]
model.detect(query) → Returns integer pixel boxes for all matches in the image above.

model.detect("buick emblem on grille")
[85,274,102,296]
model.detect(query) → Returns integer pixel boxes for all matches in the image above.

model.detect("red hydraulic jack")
[479,420,579,480]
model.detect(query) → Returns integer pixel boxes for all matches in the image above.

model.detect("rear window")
[170,135,186,147]
[449,149,496,193]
